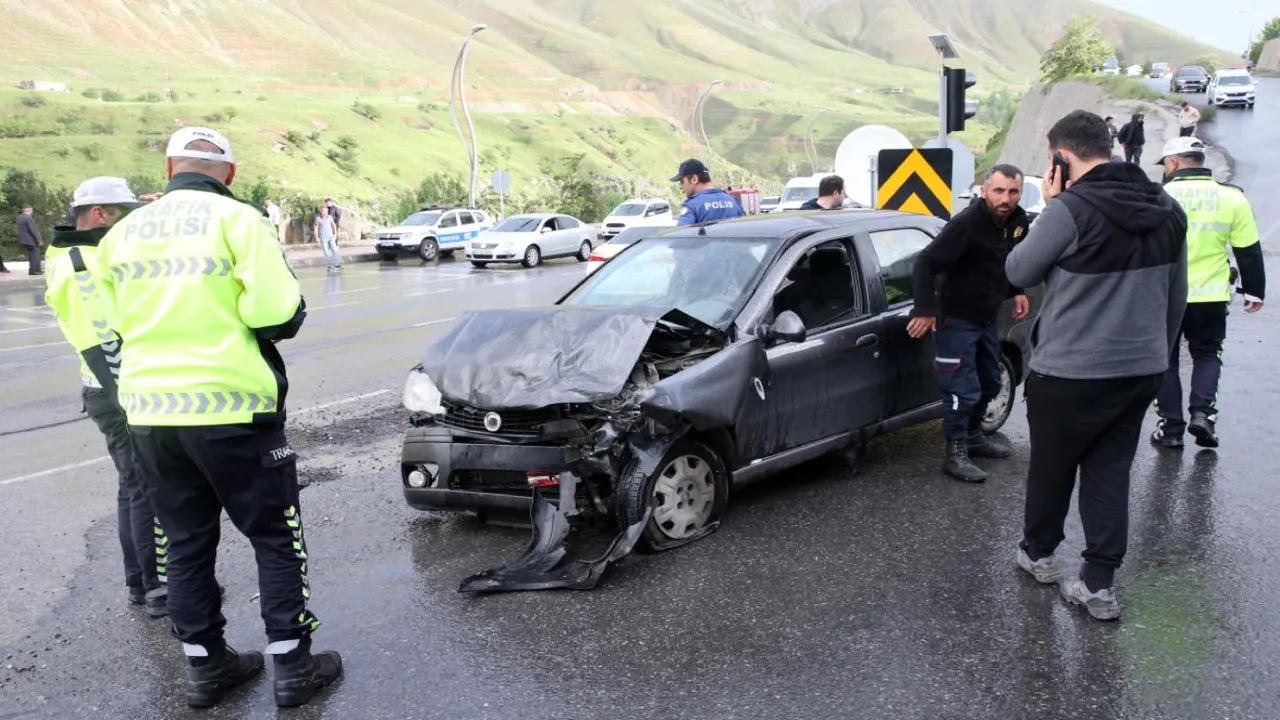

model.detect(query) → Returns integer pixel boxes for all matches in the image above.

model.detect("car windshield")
[561,236,776,326]
[609,203,647,217]
[491,216,543,232]
[761,197,780,205]
[1219,75,1252,85]
[400,212,442,227]
[1179,67,1206,77]
[782,186,818,202]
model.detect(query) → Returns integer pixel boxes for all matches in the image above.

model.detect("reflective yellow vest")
[44,227,121,394]
[1164,170,1260,303]
[97,176,304,426]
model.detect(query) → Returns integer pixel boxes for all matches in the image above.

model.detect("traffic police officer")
[96,127,341,709]
[1153,136,1265,449]
[671,158,745,226]
[44,177,173,616]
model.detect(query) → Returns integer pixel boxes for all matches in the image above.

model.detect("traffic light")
[944,66,977,133]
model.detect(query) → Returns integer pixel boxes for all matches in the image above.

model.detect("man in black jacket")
[907,164,1031,483]
[1117,113,1146,165]
[17,205,44,275]
[800,175,846,210]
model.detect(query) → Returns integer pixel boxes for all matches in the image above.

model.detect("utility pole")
[450,24,487,207]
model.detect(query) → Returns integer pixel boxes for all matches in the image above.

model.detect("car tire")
[576,240,592,262]
[377,252,397,262]
[615,439,729,554]
[521,244,542,268]
[981,352,1018,434]
[470,261,488,269]
[418,238,439,262]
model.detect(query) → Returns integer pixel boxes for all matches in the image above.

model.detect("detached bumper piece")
[458,489,650,594]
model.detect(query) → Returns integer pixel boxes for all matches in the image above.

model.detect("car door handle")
[856,334,879,348]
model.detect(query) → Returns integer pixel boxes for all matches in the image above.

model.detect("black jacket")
[799,198,835,210]
[1118,120,1146,147]
[17,214,42,246]
[910,199,1030,324]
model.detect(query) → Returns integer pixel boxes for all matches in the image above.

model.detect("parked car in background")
[1150,62,1169,78]
[376,205,493,262]
[1126,64,1144,77]
[600,198,674,240]
[759,196,781,214]
[1207,69,1257,109]
[466,213,596,268]
[1171,65,1209,93]
[585,224,672,275]
[399,210,1039,591]
[776,175,822,211]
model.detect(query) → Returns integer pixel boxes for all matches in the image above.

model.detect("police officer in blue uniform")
[671,159,745,226]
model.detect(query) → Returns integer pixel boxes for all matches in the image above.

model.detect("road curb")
[288,251,383,269]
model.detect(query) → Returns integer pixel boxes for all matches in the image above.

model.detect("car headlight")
[403,366,445,415]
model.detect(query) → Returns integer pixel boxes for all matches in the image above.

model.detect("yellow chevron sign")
[876,148,953,219]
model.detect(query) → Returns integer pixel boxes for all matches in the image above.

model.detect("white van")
[600,198,675,240]
[776,175,822,211]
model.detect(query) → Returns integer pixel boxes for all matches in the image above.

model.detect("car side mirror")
[762,310,807,344]
[541,226,552,234]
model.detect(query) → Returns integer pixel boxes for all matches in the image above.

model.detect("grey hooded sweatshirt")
[1005,161,1188,380]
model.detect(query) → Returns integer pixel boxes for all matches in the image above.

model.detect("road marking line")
[0,389,398,487]
[412,316,457,328]
[0,340,67,353]
[4,307,54,316]
[405,289,452,297]
[0,325,59,334]
[310,301,362,311]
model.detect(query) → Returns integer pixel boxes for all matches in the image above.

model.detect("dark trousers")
[1179,126,1196,137]
[25,245,42,273]
[933,317,1002,441]
[84,387,162,592]
[130,423,319,649]
[1124,144,1143,164]
[1021,372,1163,591]
[1156,301,1228,436]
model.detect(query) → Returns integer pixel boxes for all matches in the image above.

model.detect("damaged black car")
[400,210,1038,592]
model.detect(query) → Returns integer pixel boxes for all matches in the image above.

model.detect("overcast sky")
[1095,0,1280,54]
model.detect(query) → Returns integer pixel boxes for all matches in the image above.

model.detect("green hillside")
[0,0,1234,222]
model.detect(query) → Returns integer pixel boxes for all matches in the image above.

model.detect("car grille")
[377,233,404,240]
[605,223,626,229]
[438,399,561,436]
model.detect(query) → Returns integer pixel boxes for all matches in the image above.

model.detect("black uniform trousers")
[933,316,1003,441]
[1155,301,1228,437]
[1021,372,1163,591]
[130,422,320,650]
[83,387,163,592]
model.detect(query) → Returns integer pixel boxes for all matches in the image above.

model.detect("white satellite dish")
[922,137,976,204]
[834,125,913,206]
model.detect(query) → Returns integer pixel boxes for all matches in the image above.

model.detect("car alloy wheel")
[418,238,439,262]
[577,240,592,262]
[981,352,1017,434]
[522,245,542,268]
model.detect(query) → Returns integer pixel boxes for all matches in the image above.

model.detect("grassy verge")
[1082,74,1180,104]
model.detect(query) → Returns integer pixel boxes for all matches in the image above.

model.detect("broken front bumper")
[400,425,570,514]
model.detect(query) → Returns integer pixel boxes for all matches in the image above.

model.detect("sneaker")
[1015,546,1062,584]
[1189,412,1219,448]
[1150,428,1184,449]
[273,648,344,708]
[144,587,169,618]
[186,646,265,708]
[1060,579,1121,621]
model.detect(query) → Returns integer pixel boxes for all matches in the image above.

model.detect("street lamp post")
[449,24,486,207]
[693,80,723,160]
[804,109,829,175]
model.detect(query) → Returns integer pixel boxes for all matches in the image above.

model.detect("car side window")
[653,203,670,216]
[458,212,474,225]
[439,212,458,229]
[558,216,580,229]
[771,239,861,331]
[869,227,933,306]
[543,218,558,232]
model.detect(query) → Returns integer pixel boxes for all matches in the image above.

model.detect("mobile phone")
[1052,153,1071,189]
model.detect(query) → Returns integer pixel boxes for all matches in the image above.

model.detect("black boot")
[966,416,1011,458]
[1189,412,1219,448]
[273,640,344,708]
[943,440,987,483]
[186,646,265,709]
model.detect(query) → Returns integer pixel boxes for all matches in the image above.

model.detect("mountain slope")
[0,0,1233,213]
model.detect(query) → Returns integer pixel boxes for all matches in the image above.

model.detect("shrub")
[81,88,100,99]
[135,92,164,103]
[90,117,118,135]
[80,142,107,161]
[167,89,180,102]
[20,94,46,108]
[0,118,39,139]
[326,147,359,175]
[334,135,359,151]
[100,89,126,102]
[352,102,381,121]
[307,129,322,142]
[256,94,268,101]
[283,129,307,146]
[53,144,73,158]
[240,176,272,206]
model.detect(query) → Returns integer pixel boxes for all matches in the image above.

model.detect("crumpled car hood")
[423,306,706,410]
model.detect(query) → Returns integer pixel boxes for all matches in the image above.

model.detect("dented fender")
[639,336,770,431]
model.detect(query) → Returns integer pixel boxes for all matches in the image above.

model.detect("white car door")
[437,211,461,247]
[557,216,585,255]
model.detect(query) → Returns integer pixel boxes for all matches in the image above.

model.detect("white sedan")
[585,224,673,275]
[466,213,597,268]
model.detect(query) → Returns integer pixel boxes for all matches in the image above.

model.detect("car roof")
[655,208,939,241]
[501,212,560,220]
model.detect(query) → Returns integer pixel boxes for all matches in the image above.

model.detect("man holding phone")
[1005,110,1187,621]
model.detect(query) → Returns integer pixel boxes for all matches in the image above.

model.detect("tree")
[1248,16,1280,63]
[1192,54,1222,73]
[1142,57,1154,76]
[1040,16,1115,83]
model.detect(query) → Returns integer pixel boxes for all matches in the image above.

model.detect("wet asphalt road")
[2,86,1280,719]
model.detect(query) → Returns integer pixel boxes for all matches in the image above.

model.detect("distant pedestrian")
[17,205,44,275]
[323,197,342,229]
[670,159,745,226]
[1178,102,1201,137]
[800,175,847,210]
[1152,136,1265,449]
[266,197,283,238]
[315,205,341,272]
[1117,112,1146,165]
[907,164,1031,483]
[1006,110,1187,621]
[1103,116,1118,148]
